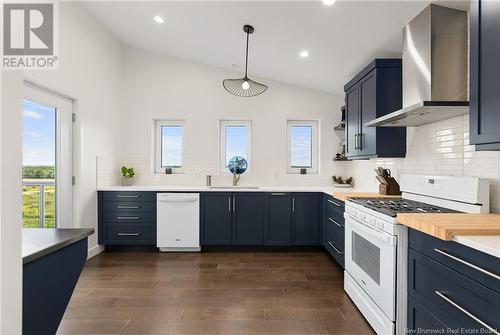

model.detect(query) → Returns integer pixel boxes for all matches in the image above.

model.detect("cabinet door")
[470,0,500,149]
[345,85,360,158]
[201,193,232,245]
[265,193,292,246]
[292,193,320,246]
[232,193,265,245]
[359,71,377,157]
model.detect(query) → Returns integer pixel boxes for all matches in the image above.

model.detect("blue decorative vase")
[228,156,247,174]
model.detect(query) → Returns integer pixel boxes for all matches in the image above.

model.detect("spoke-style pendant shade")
[223,25,268,97]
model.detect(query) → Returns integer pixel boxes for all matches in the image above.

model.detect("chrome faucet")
[232,172,240,186]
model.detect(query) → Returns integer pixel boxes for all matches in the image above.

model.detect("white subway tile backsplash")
[345,116,500,213]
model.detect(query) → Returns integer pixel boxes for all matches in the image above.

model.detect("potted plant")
[120,166,135,186]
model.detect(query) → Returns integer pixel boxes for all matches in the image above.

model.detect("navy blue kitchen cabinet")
[232,192,265,245]
[265,192,292,246]
[344,59,406,159]
[292,193,321,246]
[470,0,500,150]
[323,194,344,268]
[201,192,233,245]
[98,191,157,246]
[346,84,360,157]
[408,228,500,334]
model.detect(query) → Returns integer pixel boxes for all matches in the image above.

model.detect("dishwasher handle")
[157,193,199,203]
[158,198,198,203]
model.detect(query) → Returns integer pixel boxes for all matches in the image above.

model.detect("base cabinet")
[98,191,157,246]
[408,229,500,334]
[201,192,321,247]
[323,195,345,268]
[201,192,232,245]
[292,193,320,246]
[232,193,265,245]
[265,193,292,246]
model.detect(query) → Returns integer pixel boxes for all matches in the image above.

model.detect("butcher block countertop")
[333,192,400,202]
[397,213,500,241]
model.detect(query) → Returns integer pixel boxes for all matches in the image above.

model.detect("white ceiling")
[83,1,446,95]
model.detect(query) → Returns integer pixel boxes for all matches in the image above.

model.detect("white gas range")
[343,174,490,335]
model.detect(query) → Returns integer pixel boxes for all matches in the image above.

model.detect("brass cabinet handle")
[433,248,500,280]
[435,291,498,334]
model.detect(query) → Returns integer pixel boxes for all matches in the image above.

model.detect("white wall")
[343,115,500,213]
[26,2,124,256]
[97,47,346,187]
[0,70,23,335]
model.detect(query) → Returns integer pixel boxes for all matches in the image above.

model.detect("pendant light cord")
[244,30,249,79]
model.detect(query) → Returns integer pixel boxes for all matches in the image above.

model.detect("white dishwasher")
[157,193,200,252]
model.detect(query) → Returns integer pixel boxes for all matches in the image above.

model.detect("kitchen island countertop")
[22,228,94,264]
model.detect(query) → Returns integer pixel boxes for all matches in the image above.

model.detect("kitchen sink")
[209,186,260,189]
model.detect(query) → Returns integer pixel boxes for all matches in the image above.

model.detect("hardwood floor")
[58,251,375,335]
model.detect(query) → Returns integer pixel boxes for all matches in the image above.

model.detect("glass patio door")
[22,84,73,228]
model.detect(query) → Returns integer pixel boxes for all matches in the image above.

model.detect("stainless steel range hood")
[366,4,468,128]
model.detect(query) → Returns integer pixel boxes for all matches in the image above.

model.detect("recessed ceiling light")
[153,15,164,24]
[299,50,309,58]
[322,0,336,5]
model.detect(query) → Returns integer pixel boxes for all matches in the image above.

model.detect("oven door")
[345,213,397,321]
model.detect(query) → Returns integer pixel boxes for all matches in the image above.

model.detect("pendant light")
[223,25,268,97]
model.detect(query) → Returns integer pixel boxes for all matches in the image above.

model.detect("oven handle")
[346,214,396,246]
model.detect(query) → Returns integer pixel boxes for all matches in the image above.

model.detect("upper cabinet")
[470,0,500,151]
[344,59,406,159]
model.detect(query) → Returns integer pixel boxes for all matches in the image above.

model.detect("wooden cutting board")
[333,192,400,202]
[397,213,500,240]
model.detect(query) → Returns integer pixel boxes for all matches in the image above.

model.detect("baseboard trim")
[87,244,104,259]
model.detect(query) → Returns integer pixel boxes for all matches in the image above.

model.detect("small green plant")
[121,166,135,179]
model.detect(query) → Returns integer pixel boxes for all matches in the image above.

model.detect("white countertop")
[97,185,368,195]
[453,235,500,258]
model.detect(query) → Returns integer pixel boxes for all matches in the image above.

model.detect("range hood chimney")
[366,4,468,127]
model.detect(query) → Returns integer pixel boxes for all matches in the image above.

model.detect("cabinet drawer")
[408,297,448,332]
[409,228,500,292]
[101,191,156,202]
[103,212,155,223]
[326,196,344,211]
[409,248,500,332]
[105,226,156,245]
[325,216,344,243]
[324,231,344,268]
[102,202,156,213]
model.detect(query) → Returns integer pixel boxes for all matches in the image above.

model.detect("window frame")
[287,120,319,174]
[154,120,185,174]
[219,120,252,174]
